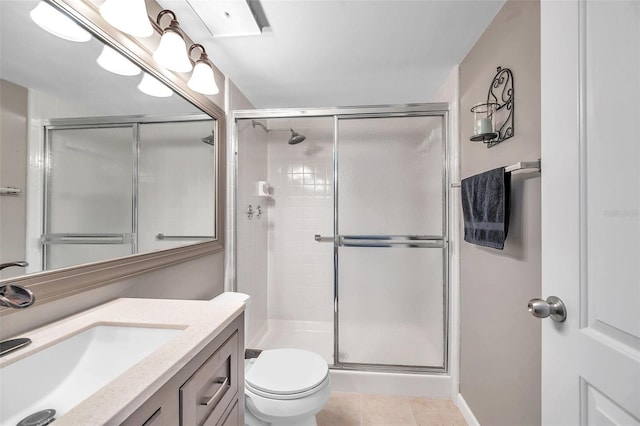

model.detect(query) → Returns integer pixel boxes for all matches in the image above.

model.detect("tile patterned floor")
[317,392,467,426]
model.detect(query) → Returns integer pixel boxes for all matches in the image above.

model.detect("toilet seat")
[245,349,329,400]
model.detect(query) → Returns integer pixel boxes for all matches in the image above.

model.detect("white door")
[541,0,640,424]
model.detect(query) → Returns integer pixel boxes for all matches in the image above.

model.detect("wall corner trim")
[456,393,481,426]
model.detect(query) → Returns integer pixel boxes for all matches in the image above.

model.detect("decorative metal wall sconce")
[153,10,192,73]
[470,66,514,148]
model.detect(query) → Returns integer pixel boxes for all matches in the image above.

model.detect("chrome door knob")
[528,296,567,322]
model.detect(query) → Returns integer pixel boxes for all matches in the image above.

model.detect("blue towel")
[461,167,511,250]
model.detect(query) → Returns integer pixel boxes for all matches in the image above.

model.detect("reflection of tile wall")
[267,126,334,323]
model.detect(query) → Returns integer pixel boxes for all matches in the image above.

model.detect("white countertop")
[0,298,244,425]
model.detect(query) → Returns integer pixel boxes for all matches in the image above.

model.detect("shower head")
[202,131,215,146]
[247,121,305,144]
[288,128,306,145]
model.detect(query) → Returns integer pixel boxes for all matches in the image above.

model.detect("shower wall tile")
[267,122,335,323]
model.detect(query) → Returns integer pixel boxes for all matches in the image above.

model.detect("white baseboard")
[456,393,480,426]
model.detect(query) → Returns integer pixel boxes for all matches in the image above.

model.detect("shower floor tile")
[317,392,467,426]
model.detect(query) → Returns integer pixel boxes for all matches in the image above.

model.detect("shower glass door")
[44,126,135,270]
[336,114,447,371]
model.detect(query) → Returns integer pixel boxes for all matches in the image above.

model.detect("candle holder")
[471,102,499,142]
[470,66,514,148]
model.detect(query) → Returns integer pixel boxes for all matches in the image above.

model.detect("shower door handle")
[315,234,445,248]
[339,235,445,248]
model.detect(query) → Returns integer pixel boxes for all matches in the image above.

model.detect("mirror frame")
[0,0,226,313]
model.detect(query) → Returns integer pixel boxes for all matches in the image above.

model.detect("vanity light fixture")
[187,44,219,95]
[153,10,193,73]
[137,73,173,98]
[99,0,153,38]
[29,1,91,42]
[96,46,141,76]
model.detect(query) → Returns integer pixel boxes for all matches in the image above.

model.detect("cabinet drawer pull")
[201,377,229,407]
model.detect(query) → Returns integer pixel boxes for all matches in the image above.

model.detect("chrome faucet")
[0,261,28,270]
[0,261,35,309]
[0,261,35,358]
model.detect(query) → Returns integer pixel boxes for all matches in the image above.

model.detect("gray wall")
[0,253,225,338]
[0,79,28,280]
[459,1,541,425]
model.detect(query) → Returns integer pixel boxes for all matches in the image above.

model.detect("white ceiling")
[159,0,506,108]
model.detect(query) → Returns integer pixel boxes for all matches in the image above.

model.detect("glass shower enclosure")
[234,104,448,373]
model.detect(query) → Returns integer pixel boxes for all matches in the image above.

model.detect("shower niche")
[40,116,216,271]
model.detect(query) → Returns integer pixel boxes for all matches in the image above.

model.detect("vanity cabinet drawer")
[180,332,239,426]
[218,401,239,426]
[141,408,163,426]
[120,380,177,426]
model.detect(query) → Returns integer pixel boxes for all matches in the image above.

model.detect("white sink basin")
[0,325,182,426]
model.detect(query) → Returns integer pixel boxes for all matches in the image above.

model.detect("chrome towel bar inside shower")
[315,234,446,248]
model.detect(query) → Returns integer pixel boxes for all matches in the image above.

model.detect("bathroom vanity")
[122,313,242,426]
[0,298,244,426]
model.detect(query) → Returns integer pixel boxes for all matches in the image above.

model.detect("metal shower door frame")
[42,114,214,270]
[232,103,450,374]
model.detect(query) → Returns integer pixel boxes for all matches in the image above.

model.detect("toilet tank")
[211,292,250,345]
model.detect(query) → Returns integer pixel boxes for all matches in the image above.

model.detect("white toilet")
[212,292,331,426]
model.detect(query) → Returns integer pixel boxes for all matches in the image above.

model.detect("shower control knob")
[528,296,567,322]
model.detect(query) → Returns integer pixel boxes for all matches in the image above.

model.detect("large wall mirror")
[0,0,225,306]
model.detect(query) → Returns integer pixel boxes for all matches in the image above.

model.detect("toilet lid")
[245,349,329,396]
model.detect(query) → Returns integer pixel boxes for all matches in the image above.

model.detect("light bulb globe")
[30,2,92,42]
[96,46,141,76]
[153,30,193,73]
[99,0,153,38]
[188,61,219,95]
[137,74,173,98]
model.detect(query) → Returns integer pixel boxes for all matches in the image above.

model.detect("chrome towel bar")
[451,159,541,188]
[0,187,22,196]
[156,234,214,240]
